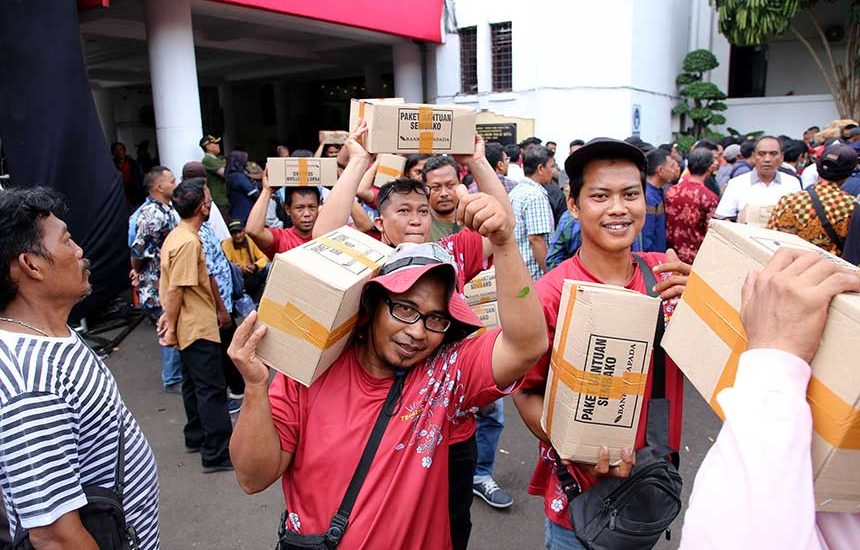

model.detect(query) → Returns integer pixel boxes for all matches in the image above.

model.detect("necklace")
[0,317,50,337]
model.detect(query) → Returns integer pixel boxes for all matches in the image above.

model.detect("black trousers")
[220,324,245,396]
[448,435,477,550]
[179,339,232,466]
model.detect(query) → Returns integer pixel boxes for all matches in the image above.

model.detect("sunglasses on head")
[377,179,430,210]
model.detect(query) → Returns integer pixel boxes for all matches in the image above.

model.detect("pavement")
[107,322,723,549]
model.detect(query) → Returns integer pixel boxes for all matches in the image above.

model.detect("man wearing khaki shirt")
[159,177,233,473]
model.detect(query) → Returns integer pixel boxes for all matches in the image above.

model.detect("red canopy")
[210,0,443,43]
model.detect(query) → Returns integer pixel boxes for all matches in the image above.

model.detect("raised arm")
[312,121,370,237]
[454,187,548,388]
[454,134,514,219]
[246,170,275,252]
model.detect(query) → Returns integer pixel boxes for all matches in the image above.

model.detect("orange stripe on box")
[297,158,309,186]
[545,284,578,438]
[377,165,403,178]
[315,236,381,270]
[550,358,648,400]
[258,299,357,350]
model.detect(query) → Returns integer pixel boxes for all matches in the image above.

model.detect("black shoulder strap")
[633,255,665,401]
[323,369,406,546]
[807,187,845,252]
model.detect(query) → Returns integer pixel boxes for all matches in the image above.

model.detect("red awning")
[209,0,443,43]
[77,0,109,10]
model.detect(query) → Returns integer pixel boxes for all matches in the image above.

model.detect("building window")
[729,45,768,98]
[491,22,512,92]
[459,26,478,94]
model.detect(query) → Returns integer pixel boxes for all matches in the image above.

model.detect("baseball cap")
[228,220,245,233]
[847,127,860,138]
[723,143,741,162]
[199,135,221,149]
[817,143,859,181]
[182,161,206,181]
[362,243,482,340]
[565,137,647,184]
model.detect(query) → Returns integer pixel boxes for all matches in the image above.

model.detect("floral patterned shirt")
[198,222,233,312]
[665,180,719,264]
[766,180,856,256]
[130,198,178,310]
[268,333,508,549]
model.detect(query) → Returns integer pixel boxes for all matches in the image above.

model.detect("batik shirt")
[199,222,233,312]
[131,198,178,309]
[766,180,857,256]
[665,180,719,264]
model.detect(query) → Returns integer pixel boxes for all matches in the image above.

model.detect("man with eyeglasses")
[716,135,802,221]
[313,128,513,549]
[227,183,548,548]
[158,178,234,474]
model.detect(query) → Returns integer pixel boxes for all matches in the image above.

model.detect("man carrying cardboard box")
[313,129,513,549]
[512,138,691,549]
[226,186,548,549]
[680,248,860,549]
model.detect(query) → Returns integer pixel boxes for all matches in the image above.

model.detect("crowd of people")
[0,112,859,550]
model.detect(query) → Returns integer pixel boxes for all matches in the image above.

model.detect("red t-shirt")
[438,229,491,444]
[269,331,508,549]
[263,227,313,259]
[521,252,684,529]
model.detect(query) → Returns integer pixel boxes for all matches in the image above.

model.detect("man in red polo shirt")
[315,129,510,549]
[246,178,321,259]
[513,138,691,549]
[227,185,548,549]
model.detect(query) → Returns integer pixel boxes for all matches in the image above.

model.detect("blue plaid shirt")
[546,212,643,270]
[509,177,555,279]
[642,181,667,252]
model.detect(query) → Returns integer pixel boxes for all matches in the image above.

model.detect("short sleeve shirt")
[261,227,313,259]
[268,331,508,549]
[520,253,685,529]
[715,170,802,218]
[508,178,555,279]
[665,180,719,264]
[199,222,233,312]
[0,330,160,548]
[131,198,178,310]
[159,223,220,349]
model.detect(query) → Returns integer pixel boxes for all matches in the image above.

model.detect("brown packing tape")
[683,271,860,450]
[316,236,380,270]
[418,107,434,154]
[377,165,403,178]
[298,158,309,186]
[258,299,357,350]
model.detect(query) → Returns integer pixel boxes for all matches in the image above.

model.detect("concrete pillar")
[476,23,491,94]
[393,41,424,102]
[364,63,383,97]
[218,82,236,153]
[91,86,117,144]
[273,80,289,144]
[143,0,203,178]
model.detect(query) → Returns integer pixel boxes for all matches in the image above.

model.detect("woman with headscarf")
[225,149,259,223]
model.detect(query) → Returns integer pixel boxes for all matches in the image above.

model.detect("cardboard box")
[541,281,660,464]
[267,157,339,187]
[471,300,500,329]
[373,153,408,188]
[349,98,476,154]
[255,226,393,386]
[737,203,774,226]
[463,268,496,306]
[318,130,349,146]
[662,220,860,512]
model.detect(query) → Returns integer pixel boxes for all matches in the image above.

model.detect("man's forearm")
[28,510,99,550]
[130,256,145,273]
[313,156,368,237]
[231,382,292,494]
[512,391,551,445]
[247,187,272,238]
[529,234,548,272]
[162,286,183,328]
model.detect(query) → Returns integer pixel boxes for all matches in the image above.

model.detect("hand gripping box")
[463,268,496,306]
[255,226,393,386]
[349,98,476,155]
[662,220,860,512]
[373,153,408,188]
[541,281,660,464]
[267,157,339,187]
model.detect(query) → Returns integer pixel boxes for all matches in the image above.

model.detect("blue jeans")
[145,306,183,387]
[474,398,505,479]
[544,518,584,550]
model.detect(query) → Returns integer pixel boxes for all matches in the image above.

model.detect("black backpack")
[555,255,682,549]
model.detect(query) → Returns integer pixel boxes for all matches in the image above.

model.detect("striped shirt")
[509,177,555,279]
[0,329,160,548]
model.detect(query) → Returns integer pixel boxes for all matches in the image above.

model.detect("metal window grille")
[491,22,512,92]
[459,26,478,94]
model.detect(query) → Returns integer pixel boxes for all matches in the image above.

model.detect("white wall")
[766,39,841,96]
[716,95,839,137]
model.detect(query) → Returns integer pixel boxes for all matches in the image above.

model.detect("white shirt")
[802,163,820,189]
[508,163,525,183]
[715,169,802,218]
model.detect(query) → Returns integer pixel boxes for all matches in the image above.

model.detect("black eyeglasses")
[377,179,430,210]
[383,298,451,333]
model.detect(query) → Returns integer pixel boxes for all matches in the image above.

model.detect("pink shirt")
[269,330,508,549]
[681,348,860,549]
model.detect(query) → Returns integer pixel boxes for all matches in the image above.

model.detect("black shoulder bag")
[277,370,406,550]
[807,187,846,253]
[553,255,682,550]
[11,414,139,549]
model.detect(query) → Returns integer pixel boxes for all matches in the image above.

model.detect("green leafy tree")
[712,0,860,120]
[673,49,728,145]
